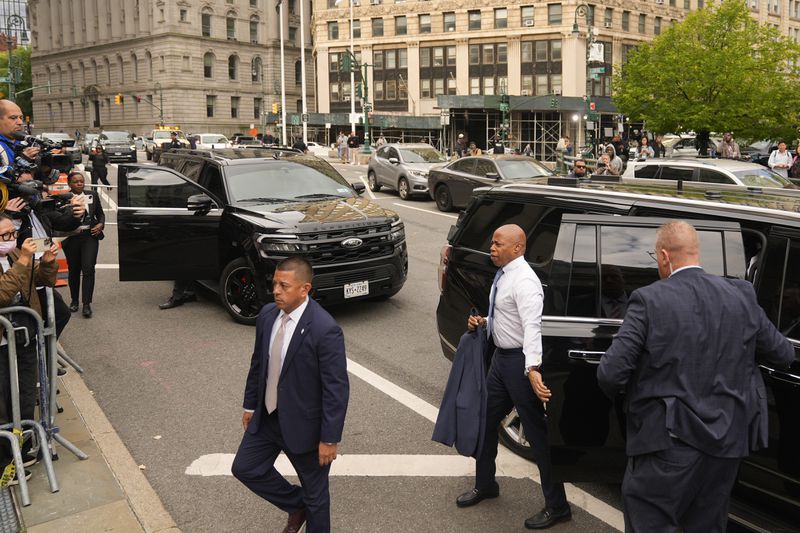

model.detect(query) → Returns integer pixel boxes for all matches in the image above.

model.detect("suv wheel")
[398,177,410,200]
[220,258,262,325]
[498,408,536,461]
[435,184,453,211]
[368,171,381,192]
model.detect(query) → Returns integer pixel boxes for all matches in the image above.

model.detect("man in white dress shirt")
[456,224,570,530]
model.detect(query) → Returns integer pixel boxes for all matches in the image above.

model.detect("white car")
[196,133,232,150]
[305,141,331,157]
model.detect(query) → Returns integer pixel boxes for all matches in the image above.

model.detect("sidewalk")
[13,370,179,533]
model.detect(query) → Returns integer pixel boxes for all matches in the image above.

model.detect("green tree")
[0,45,32,119]
[612,0,800,141]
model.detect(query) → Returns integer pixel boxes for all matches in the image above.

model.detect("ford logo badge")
[341,237,363,249]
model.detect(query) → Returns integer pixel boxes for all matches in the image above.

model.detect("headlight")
[130,145,136,150]
[390,221,405,242]
[408,170,429,178]
[255,233,304,256]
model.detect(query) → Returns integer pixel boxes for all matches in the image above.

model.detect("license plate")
[114,152,121,155]
[344,281,369,299]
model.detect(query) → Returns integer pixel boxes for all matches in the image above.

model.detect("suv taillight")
[438,245,451,293]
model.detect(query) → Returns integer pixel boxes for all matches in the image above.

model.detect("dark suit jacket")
[432,326,487,458]
[597,267,794,458]
[242,299,349,454]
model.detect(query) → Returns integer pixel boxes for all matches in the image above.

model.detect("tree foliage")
[0,46,32,119]
[612,0,800,140]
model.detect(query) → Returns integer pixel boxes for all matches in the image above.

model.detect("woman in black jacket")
[62,171,105,318]
[89,144,110,188]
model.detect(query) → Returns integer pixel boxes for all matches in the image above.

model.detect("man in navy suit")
[232,256,349,533]
[598,221,794,533]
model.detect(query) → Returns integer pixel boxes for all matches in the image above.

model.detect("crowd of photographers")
[0,99,104,483]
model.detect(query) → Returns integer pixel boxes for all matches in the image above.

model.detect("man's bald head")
[0,99,23,138]
[490,224,526,267]
[655,221,700,278]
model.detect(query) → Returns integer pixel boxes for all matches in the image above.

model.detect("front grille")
[296,224,395,266]
[314,266,393,289]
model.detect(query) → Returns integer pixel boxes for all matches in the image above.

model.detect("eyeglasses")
[0,230,18,242]
[575,165,586,169]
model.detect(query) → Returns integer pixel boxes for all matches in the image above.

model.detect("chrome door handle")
[567,350,605,365]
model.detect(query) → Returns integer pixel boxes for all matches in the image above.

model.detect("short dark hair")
[0,213,13,222]
[67,171,83,182]
[276,256,313,283]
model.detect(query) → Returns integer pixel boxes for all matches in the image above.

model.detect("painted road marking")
[96,264,120,269]
[391,202,458,219]
[359,176,376,200]
[186,357,625,531]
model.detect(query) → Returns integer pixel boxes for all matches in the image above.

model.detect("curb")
[61,372,181,533]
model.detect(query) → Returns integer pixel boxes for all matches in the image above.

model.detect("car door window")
[633,163,659,179]
[180,160,204,182]
[567,225,599,318]
[198,164,226,204]
[698,169,735,185]
[758,235,800,339]
[377,147,390,160]
[449,159,476,174]
[127,168,204,208]
[658,166,695,181]
[386,147,399,160]
[472,159,496,178]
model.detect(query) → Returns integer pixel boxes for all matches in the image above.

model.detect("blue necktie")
[487,268,505,338]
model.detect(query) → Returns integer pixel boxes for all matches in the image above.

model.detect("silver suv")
[621,157,797,191]
[367,143,447,200]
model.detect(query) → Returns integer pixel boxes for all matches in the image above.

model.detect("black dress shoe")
[57,366,67,376]
[159,297,184,310]
[69,301,79,313]
[282,508,306,533]
[82,304,92,318]
[182,293,197,303]
[525,505,572,529]
[456,487,500,508]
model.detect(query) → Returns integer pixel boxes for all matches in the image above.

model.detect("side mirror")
[351,182,366,195]
[187,193,215,214]
[486,172,501,181]
[388,157,400,164]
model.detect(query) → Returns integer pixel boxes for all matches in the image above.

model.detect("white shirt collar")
[670,265,703,277]
[278,296,309,324]
[501,255,527,274]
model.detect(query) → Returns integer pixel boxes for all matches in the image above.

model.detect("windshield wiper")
[293,193,349,200]
[238,197,292,203]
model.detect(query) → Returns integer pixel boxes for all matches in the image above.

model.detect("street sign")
[589,73,601,81]
[302,113,309,123]
[589,67,605,75]
[363,104,372,112]
[349,112,362,124]
[588,111,600,122]
[0,77,9,84]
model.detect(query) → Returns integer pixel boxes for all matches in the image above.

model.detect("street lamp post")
[278,0,288,146]
[5,14,27,102]
[299,0,308,144]
[334,0,356,137]
[572,3,597,156]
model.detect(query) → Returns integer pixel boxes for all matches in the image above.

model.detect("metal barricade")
[555,150,598,174]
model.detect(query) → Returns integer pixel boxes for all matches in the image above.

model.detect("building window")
[447,77,456,95]
[444,12,456,32]
[352,19,361,39]
[399,80,409,99]
[536,74,548,95]
[386,50,396,69]
[179,9,188,22]
[551,40,562,61]
[420,48,430,68]
[535,41,548,61]
[654,16,661,35]
[228,55,238,80]
[395,16,407,35]
[604,8,612,28]
[548,4,562,25]
[204,52,214,78]
[227,13,236,40]
[433,79,444,96]
[482,44,495,64]
[470,77,480,95]
[622,11,630,31]
[253,97,262,119]
[684,0,691,8]
[373,50,384,69]
[328,21,339,40]
[372,18,384,37]
[494,8,508,28]
[521,6,534,26]
[250,16,259,43]
[251,56,262,82]
[698,0,705,7]
[202,11,212,37]
[295,61,302,84]
[330,83,340,102]
[386,80,397,100]
[231,96,240,118]
[421,79,431,98]
[498,44,508,63]
[398,49,408,68]
[521,42,533,62]
[522,75,533,94]
[251,0,257,5]
[638,14,646,33]
[468,10,481,30]
[419,14,431,33]
[207,95,216,118]
[330,52,339,72]
[469,45,480,65]
[446,46,456,66]
[483,77,494,95]
[670,0,676,6]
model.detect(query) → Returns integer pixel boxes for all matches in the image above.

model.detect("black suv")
[117,148,408,323]
[436,178,800,531]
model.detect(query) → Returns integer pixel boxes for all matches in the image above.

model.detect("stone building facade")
[28,0,314,138]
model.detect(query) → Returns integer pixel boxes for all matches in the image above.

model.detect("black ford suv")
[436,178,800,531]
[117,148,408,324]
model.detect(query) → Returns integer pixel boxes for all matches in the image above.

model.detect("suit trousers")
[621,439,740,533]
[476,350,567,510]
[232,409,331,533]
[62,232,100,304]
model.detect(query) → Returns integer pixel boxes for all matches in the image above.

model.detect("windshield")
[154,130,186,140]
[226,161,356,202]
[239,139,261,145]
[399,148,447,163]
[497,159,553,179]
[733,168,793,188]
[747,140,770,152]
[101,131,131,141]
[201,135,228,144]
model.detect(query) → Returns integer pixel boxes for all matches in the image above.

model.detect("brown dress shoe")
[282,508,306,533]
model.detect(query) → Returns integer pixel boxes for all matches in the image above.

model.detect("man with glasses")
[566,159,588,179]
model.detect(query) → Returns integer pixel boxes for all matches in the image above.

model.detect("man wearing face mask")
[597,221,794,533]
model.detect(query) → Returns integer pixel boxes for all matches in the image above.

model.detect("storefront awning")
[436,95,618,113]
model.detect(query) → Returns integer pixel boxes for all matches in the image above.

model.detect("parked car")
[621,157,798,191]
[39,132,81,164]
[80,133,99,155]
[741,140,798,167]
[305,141,331,158]
[116,148,408,324]
[367,143,447,200]
[146,128,189,163]
[195,133,232,150]
[427,155,554,211]
[662,135,722,158]
[233,136,259,146]
[97,131,137,162]
[435,176,800,531]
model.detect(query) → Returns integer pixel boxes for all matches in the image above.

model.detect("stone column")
[508,35,521,95]
[406,42,419,114]
[455,37,469,96]
[97,0,109,41]
[49,0,59,50]
[561,32,586,98]
[85,0,97,43]
[61,0,73,47]
[317,48,330,113]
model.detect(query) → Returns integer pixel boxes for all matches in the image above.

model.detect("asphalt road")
[56,156,622,532]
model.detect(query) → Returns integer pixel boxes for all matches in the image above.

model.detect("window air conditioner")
[370,0,380,4]
[447,26,455,31]
[553,87,562,95]
[604,21,612,28]
[524,20,534,27]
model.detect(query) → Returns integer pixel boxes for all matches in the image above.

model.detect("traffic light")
[355,83,362,98]
[114,94,123,105]
[272,102,279,114]
[339,53,352,74]
[550,97,557,109]
[589,101,596,111]
[134,95,142,103]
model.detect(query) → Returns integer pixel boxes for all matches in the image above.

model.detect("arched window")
[79,61,86,87]
[201,7,213,37]
[131,53,139,81]
[90,59,98,84]
[251,56,262,82]
[295,60,301,85]
[228,54,238,80]
[249,15,259,43]
[104,57,111,84]
[118,55,125,85]
[57,66,63,93]
[204,52,215,79]
[226,11,236,40]
[145,51,153,80]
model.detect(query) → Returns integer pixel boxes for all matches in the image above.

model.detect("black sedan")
[427,155,554,211]
[98,131,137,162]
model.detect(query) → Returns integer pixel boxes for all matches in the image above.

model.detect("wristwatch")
[323,442,337,446]
[525,365,541,376]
